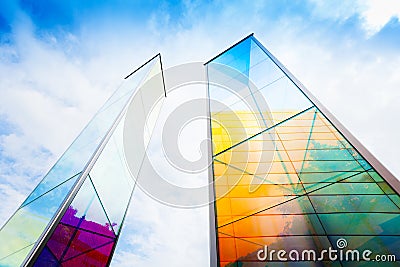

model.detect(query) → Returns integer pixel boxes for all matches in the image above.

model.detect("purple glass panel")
[35,204,116,266]
[61,206,116,238]
[63,230,113,261]
[47,224,75,260]
[33,247,59,267]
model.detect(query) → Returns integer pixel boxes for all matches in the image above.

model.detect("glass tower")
[0,54,166,266]
[206,34,400,266]
[0,34,399,267]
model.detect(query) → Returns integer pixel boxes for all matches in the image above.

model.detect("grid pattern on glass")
[208,37,314,156]
[88,113,134,236]
[31,56,166,266]
[0,175,77,266]
[0,54,163,267]
[0,244,35,267]
[207,36,400,266]
[33,177,116,266]
[21,58,155,207]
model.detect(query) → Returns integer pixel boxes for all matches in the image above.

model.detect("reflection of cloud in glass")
[208,35,400,266]
[36,206,115,266]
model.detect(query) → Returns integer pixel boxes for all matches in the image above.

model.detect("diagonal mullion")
[87,174,117,237]
[19,172,82,210]
[61,240,114,263]
[218,169,370,229]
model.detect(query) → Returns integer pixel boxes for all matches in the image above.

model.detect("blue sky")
[1,0,400,266]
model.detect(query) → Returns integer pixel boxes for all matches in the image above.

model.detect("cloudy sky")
[0,0,400,266]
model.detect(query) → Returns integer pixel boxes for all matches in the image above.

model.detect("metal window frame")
[23,54,166,267]
[204,33,400,267]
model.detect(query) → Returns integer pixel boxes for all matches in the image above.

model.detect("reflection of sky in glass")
[111,69,211,266]
[208,36,400,266]
[0,55,156,266]
[32,57,166,266]
[21,61,154,207]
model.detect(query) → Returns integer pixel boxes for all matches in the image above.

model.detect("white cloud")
[110,189,210,267]
[360,0,400,36]
[271,30,400,178]
[0,184,25,230]
[310,0,400,37]
[0,1,400,266]
[309,0,360,22]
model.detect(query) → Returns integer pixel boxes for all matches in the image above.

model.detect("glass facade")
[0,34,399,267]
[0,55,166,266]
[206,35,400,266]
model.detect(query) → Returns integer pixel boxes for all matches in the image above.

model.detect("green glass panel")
[309,182,384,195]
[367,171,384,182]
[388,194,400,208]
[0,176,75,264]
[357,158,372,170]
[378,182,396,194]
[320,213,400,235]
[0,56,160,266]
[299,160,364,173]
[0,243,34,267]
[292,148,356,161]
[346,147,364,160]
[310,195,400,213]
[343,172,375,183]
[300,170,364,185]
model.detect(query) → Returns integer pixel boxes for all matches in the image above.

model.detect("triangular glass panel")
[88,120,134,235]
[88,56,166,235]
[123,55,166,180]
[61,242,113,267]
[0,244,35,267]
[33,246,60,267]
[0,176,75,265]
[46,223,76,261]
[19,56,156,207]
[60,177,115,238]
[62,229,114,261]
[211,36,252,79]
[206,35,400,266]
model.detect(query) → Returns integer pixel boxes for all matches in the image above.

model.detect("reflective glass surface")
[0,55,163,266]
[32,56,166,266]
[35,177,116,266]
[207,36,400,266]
